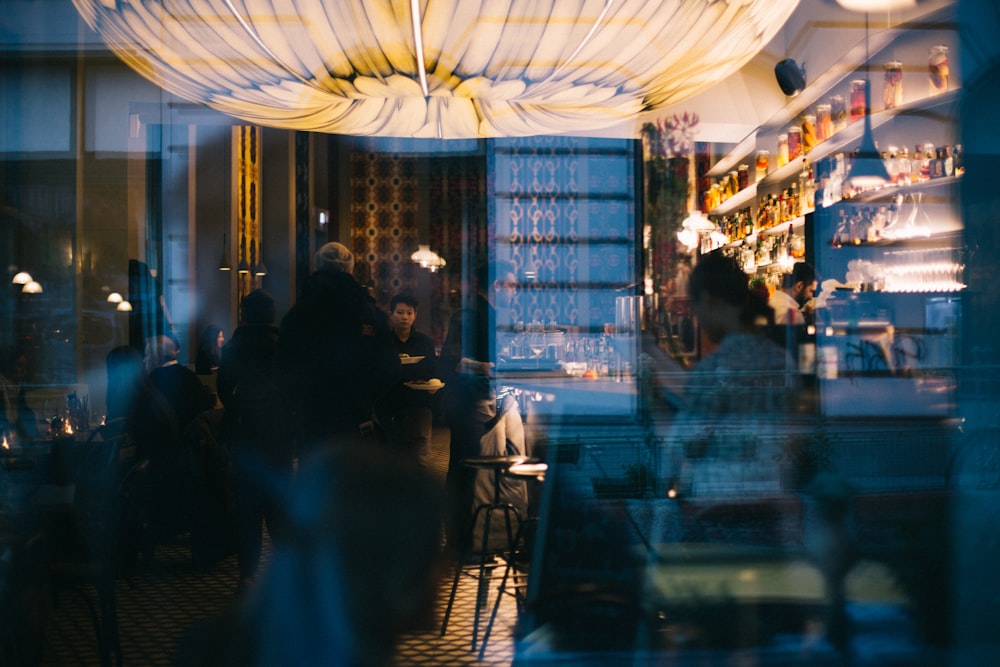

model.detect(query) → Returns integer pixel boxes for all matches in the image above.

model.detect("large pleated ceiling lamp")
[73,0,800,139]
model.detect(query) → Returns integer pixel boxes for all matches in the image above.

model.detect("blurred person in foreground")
[174,445,447,667]
[380,291,439,463]
[275,242,399,452]
[217,289,294,592]
[659,253,799,500]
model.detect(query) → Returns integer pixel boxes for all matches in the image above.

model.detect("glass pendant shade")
[73,0,799,138]
[411,244,446,272]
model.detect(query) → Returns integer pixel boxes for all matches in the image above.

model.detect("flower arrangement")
[641,112,700,160]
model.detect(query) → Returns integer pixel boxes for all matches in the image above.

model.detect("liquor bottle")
[911,144,924,182]
[897,147,911,185]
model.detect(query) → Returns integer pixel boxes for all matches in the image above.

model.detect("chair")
[45,420,148,667]
[439,454,530,652]
[478,462,547,660]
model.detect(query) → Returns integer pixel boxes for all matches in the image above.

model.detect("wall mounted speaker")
[775,59,806,96]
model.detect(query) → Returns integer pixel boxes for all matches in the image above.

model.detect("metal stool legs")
[439,456,526,652]
[478,515,536,660]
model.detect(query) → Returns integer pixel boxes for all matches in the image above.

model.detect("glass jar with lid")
[755,150,769,181]
[816,104,832,141]
[777,133,789,167]
[928,45,949,95]
[830,95,848,133]
[883,61,903,109]
[787,126,802,161]
[849,80,866,123]
[801,114,816,152]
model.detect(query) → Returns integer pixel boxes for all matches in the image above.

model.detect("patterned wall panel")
[234,125,262,302]
[428,155,487,346]
[491,136,636,332]
[348,152,418,308]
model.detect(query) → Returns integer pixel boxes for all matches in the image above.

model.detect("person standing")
[217,289,293,592]
[144,334,224,562]
[380,292,439,463]
[275,242,400,452]
[196,324,225,375]
[144,335,215,434]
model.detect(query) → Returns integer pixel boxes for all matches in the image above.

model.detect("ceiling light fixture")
[106,291,124,304]
[11,271,32,285]
[845,13,891,190]
[22,280,43,294]
[411,245,446,273]
[72,0,799,138]
[835,0,916,12]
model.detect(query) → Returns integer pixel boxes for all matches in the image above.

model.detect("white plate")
[399,355,425,365]
[405,379,444,391]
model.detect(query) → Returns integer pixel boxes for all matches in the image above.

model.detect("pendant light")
[845,13,891,190]
[411,245,446,272]
[73,0,800,139]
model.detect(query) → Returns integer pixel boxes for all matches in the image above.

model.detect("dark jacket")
[383,329,438,414]
[218,323,292,465]
[148,363,215,435]
[275,270,400,448]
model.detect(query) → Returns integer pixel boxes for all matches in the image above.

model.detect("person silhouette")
[174,445,447,666]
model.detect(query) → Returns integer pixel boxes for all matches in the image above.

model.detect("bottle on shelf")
[831,95,848,134]
[897,147,911,185]
[928,45,950,96]
[788,126,802,161]
[849,80,866,123]
[798,159,815,214]
[802,114,817,153]
[755,150,769,182]
[816,104,832,142]
[884,60,903,110]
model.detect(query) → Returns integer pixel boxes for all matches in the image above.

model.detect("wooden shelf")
[835,173,962,205]
[708,184,756,216]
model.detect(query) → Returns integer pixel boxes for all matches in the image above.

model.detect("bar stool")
[440,454,532,652]
[478,461,547,660]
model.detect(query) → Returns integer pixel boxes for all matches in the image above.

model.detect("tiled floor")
[39,428,519,666]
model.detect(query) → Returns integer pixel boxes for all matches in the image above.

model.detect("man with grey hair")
[276,242,399,452]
